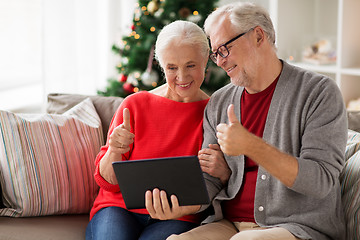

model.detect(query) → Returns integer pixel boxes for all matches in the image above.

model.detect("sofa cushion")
[47,93,123,142]
[340,129,360,240]
[0,98,103,217]
[0,214,89,240]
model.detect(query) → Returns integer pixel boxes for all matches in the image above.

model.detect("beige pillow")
[47,93,123,142]
[347,111,360,133]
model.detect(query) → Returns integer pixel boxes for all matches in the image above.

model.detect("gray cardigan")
[201,61,347,240]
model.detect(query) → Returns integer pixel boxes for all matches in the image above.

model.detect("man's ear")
[254,27,265,46]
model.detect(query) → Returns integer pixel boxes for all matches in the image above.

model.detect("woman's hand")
[198,144,231,185]
[99,108,135,184]
[108,108,134,154]
[145,189,201,220]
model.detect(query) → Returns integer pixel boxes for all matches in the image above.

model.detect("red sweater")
[222,77,279,223]
[90,91,209,223]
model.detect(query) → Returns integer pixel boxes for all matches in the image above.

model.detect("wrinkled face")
[161,43,208,102]
[209,17,257,88]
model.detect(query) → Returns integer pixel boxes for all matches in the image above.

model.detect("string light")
[134,87,139,93]
[152,82,157,87]
[150,27,156,32]
[141,6,147,11]
[134,72,141,78]
[193,11,199,15]
[134,34,140,39]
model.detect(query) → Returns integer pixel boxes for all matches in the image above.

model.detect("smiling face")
[162,42,208,102]
[209,16,259,89]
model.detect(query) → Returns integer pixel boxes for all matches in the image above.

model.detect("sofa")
[0,93,360,240]
[0,93,123,240]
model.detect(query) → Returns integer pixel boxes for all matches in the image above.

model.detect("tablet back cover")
[112,156,209,209]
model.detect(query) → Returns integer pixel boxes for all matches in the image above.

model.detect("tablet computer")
[112,156,210,209]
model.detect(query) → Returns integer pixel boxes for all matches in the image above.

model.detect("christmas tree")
[98,0,229,98]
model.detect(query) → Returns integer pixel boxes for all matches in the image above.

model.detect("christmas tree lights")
[98,0,229,98]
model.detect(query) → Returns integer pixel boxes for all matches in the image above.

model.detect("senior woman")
[86,20,210,240]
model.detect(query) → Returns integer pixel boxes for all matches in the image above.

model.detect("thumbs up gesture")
[216,104,252,156]
[121,108,131,131]
[108,108,135,154]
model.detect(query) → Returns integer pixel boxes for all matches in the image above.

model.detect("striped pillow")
[340,129,360,239]
[0,98,103,217]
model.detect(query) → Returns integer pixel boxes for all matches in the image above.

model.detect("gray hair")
[204,2,276,47]
[155,20,209,68]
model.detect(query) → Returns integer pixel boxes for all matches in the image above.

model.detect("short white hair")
[204,2,276,46]
[155,20,209,68]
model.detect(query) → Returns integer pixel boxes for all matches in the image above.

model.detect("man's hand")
[198,144,231,185]
[216,104,252,156]
[217,104,299,187]
[145,189,201,220]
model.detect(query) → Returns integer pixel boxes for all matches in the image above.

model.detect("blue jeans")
[86,207,198,240]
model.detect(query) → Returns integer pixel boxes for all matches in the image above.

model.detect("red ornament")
[131,24,136,31]
[119,74,128,82]
[123,82,135,93]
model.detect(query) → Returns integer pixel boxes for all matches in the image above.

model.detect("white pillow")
[0,98,103,217]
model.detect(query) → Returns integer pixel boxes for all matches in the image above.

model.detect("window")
[0,0,136,112]
[0,0,43,111]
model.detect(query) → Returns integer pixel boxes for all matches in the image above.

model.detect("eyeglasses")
[209,28,254,64]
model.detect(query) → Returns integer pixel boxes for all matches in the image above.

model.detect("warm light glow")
[144,11,149,15]
[134,72,141,78]
[150,27,156,32]
[134,34,140,39]
[134,87,139,93]
[152,82,158,87]
[117,64,122,68]
[193,11,199,15]
[141,6,147,11]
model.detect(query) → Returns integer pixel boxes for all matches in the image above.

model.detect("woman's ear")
[204,52,210,69]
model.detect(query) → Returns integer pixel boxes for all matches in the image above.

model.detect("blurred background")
[1,0,359,112]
